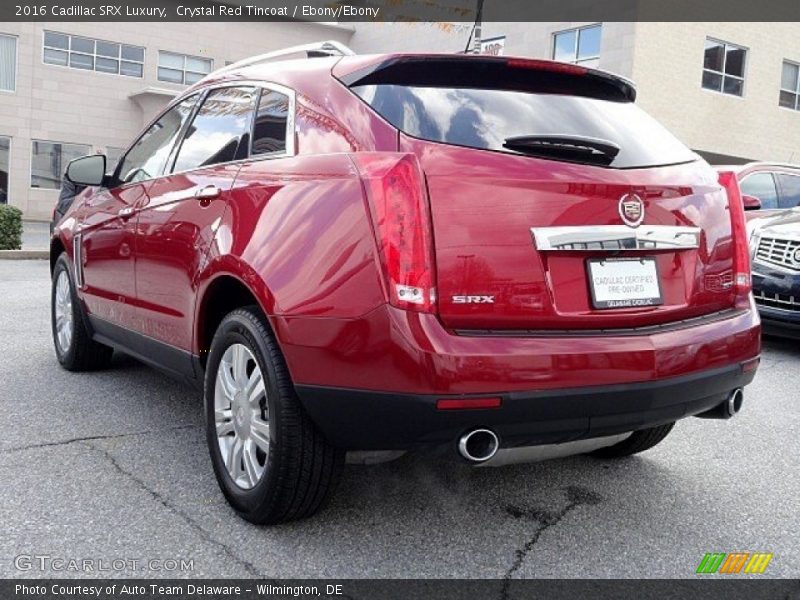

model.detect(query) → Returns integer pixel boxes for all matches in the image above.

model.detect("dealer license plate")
[587,257,663,309]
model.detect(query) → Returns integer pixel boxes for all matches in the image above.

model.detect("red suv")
[51,45,761,524]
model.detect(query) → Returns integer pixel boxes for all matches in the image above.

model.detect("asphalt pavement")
[0,259,798,579]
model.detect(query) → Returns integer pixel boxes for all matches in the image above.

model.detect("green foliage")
[0,204,23,250]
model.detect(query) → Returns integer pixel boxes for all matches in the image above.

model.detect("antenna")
[464,0,486,54]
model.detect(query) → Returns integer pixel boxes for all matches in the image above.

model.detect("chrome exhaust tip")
[458,428,500,463]
[696,388,745,419]
[726,388,744,417]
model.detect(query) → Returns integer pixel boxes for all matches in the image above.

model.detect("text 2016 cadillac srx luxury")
[51,43,761,524]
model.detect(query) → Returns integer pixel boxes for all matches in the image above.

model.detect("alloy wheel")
[214,343,270,489]
[54,270,73,355]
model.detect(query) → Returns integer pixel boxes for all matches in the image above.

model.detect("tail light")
[353,153,437,313]
[718,171,752,295]
[507,58,587,76]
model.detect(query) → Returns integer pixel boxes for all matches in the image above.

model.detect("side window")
[776,174,800,208]
[172,86,256,173]
[117,95,197,184]
[740,172,779,209]
[251,89,290,156]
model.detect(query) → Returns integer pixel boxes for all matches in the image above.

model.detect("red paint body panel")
[54,52,761,437]
[403,136,735,330]
[134,165,238,351]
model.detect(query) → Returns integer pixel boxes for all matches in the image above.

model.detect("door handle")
[118,207,135,219]
[195,185,221,201]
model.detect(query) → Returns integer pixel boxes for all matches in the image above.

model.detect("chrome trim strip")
[72,233,83,289]
[531,225,701,251]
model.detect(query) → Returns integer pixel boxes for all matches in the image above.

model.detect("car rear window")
[352,84,697,169]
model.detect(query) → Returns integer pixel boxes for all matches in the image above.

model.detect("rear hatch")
[340,55,737,331]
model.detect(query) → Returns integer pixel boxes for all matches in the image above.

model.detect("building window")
[702,38,746,96]
[0,34,16,92]
[780,61,800,111]
[553,24,601,67]
[31,141,91,190]
[0,136,9,203]
[158,51,212,85]
[43,31,144,78]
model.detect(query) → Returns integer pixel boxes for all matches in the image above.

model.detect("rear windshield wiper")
[503,135,621,166]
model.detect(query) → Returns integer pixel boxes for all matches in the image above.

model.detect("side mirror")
[742,195,762,210]
[66,154,106,187]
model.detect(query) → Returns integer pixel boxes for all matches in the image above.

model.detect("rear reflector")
[353,153,437,313]
[718,171,752,294]
[436,397,502,411]
[742,357,760,374]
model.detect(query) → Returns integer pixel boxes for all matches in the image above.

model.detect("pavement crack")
[84,440,264,578]
[500,486,602,600]
[0,424,200,454]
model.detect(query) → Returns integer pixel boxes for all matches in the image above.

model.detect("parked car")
[749,208,800,338]
[715,162,800,217]
[50,43,761,524]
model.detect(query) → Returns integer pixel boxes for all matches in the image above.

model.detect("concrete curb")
[0,250,49,260]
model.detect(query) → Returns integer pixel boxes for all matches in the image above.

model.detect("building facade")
[0,20,351,220]
[0,20,798,219]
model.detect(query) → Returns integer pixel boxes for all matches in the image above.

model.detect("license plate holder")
[587,257,663,309]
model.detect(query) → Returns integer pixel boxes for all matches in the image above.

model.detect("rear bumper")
[296,363,756,449]
[275,299,761,450]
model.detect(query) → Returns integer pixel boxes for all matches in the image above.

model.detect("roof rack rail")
[200,40,355,82]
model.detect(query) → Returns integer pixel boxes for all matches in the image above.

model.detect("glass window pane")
[553,30,576,62]
[69,52,93,70]
[0,136,9,203]
[577,25,601,60]
[43,48,68,66]
[172,87,256,172]
[70,36,94,54]
[251,90,289,155]
[95,57,119,74]
[30,141,90,189]
[776,174,800,208]
[184,71,205,85]
[740,173,779,209]
[118,95,198,183]
[723,76,743,96]
[779,90,797,109]
[121,45,144,62]
[781,62,799,92]
[158,67,184,84]
[31,141,59,189]
[724,46,746,77]
[352,83,697,169]
[120,61,143,78]
[44,32,69,50]
[96,41,119,58]
[702,70,723,91]
[703,40,724,72]
[0,34,17,92]
[159,51,184,69]
[186,56,212,73]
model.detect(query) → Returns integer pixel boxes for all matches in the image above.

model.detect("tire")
[204,306,344,525]
[51,253,113,371]
[589,422,675,459]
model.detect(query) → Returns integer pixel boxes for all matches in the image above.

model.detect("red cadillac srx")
[51,43,761,524]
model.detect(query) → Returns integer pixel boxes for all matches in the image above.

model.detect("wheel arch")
[50,236,67,275]
[194,264,279,369]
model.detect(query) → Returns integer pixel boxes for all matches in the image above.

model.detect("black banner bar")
[4,580,800,600]
[2,0,800,22]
